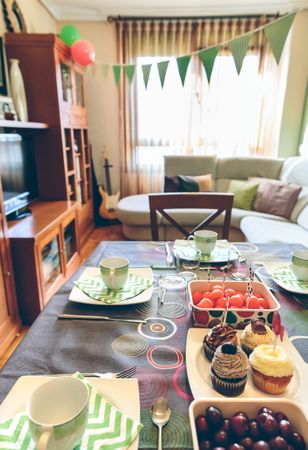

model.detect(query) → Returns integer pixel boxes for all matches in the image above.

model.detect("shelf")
[0,119,48,130]
[67,170,75,176]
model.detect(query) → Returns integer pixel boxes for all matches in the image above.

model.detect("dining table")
[0,241,307,449]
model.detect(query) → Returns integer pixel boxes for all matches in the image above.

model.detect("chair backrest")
[149,192,234,241]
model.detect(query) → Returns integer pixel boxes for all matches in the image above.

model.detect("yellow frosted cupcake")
[249,344,293,394]
[240,318,274,356]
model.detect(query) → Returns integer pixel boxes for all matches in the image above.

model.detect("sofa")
[117,155,308,246]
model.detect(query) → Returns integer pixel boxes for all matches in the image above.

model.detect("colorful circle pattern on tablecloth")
[140,409,193,449]
[134,297,157,317]
[111,333,148,357]
[147,344,183,369]
[172,364,193,401]
[136,367,168,407]
[158,300,187,319]
[138,317,177,340]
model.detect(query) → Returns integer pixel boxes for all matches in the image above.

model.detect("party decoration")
[60,24,81,47]
[229,33,253,75]
[113,65,121,86]
[176,55,191,86]
[71,39,95,66]
[157,60,169,88]
[198,46,219,83]
[264,13,296,64]
[272,311,285,350]
[142,64,152,89]
[124,65,135,85]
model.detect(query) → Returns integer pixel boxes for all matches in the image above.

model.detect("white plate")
[0,376,140,450]
[174,240,237,264]
[69,267,154,305]
[186,328,308,415]
[264,262,308,295]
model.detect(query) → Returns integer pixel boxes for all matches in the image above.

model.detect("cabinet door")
[61,212,80,278]
[38,228,64,300]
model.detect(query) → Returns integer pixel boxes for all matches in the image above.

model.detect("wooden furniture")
[5,33,94,247]
[149,192,234,241]
[0,184,20,357]
[8,201,80,324]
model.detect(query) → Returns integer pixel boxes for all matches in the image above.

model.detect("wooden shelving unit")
[0,119,48,129]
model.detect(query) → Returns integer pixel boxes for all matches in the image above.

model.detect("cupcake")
[203,323,238,361]
[249,344,293,394]
[240,318,274,356]
[210,343,249,396]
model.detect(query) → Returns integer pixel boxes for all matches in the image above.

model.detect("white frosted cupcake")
[240,318,274,356]
[249,344,293,394]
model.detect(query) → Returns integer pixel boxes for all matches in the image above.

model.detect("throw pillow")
[251,179,302,219]
[164,174,212,192]
[227,180,259,210]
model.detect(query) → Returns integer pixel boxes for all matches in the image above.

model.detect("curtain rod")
[108,13,278,22]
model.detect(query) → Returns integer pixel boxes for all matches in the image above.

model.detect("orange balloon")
[71,40,95,66]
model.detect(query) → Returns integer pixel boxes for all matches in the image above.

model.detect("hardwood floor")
[0,224,128,370]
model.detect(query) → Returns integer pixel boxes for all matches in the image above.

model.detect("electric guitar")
[98,150,120,220]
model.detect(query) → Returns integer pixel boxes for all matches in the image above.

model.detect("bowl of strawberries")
[188,280,280,329]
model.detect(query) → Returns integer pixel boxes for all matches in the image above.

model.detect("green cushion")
[228,180,259,210]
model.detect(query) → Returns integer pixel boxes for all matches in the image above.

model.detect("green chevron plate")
[271,264,308,294]
[0,375,141,450]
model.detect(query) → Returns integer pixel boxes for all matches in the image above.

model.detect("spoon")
[150,397,171,450]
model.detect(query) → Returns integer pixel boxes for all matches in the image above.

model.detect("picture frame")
[0,96,16,120]
[1,0,27,33]
[0,37,8,96]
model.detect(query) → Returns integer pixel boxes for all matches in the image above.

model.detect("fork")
[82,366,136,379]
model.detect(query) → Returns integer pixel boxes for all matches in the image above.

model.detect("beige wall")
[278,10,308,157]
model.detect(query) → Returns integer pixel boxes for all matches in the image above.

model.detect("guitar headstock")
[102,144,109,161]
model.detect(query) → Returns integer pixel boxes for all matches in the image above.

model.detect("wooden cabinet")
[8,201,81,324]
[0,185,20,357]
[5,33,94,247]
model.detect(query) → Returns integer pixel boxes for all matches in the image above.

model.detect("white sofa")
[117,155,308,246]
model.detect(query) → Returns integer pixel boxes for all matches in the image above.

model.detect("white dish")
[69,267,154,305]
[0,376,140,450]
[264,262,308,295]
[189,398,308,450]
[174,240,238,264]
[186,328,308,415]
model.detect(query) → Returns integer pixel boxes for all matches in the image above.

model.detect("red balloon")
[71,40,95,66]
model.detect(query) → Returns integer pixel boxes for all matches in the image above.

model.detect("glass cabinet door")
[61,62,73,103]
[63,220,77,263]
[41,236,62,291]
[74,71,85,107]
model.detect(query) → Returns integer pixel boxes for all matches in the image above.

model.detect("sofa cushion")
[117,194,153,225]
[216,156,284,180]
[164,176,179,192]
[164,174,213,193]
[227,180,259,210]
[240,216,308,247]
[297,205,308,231]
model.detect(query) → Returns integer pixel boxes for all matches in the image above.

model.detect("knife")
[58,314,146,324]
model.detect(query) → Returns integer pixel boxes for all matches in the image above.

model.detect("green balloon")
[60,24,81,47]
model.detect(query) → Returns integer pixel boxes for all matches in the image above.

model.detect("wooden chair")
[149,192,234,241]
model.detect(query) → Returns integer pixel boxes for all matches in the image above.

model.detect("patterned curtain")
[116,16,280,195]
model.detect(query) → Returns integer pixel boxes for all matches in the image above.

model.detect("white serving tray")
[186,328,308,416]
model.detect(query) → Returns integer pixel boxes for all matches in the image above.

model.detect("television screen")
[0,133,38,216]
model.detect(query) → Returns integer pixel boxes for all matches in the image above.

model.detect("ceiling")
[40,0,308,21]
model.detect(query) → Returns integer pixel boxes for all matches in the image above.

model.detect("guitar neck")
[104,158,112,195]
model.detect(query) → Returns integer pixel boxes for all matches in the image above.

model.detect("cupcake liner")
[203,340,215,362]
[240,342,254,356]
[251,368,293,395]
[211,369,247,397]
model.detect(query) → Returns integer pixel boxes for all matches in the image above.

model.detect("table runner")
[0,242,307,450]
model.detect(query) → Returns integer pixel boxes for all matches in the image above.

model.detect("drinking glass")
[175,247,201,272]
[228,243,258,280]
[158,275,186,305]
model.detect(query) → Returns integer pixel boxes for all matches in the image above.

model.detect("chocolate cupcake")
[211,343,249,396]
[203,323,238,361]
[240,318,274,356]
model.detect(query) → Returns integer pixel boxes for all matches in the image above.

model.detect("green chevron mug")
[27,377,89,450]
[99,256,129,290]
[291,250,308,281]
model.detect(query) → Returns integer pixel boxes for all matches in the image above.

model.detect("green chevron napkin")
[74,273,153,304]
[0,373,143,450]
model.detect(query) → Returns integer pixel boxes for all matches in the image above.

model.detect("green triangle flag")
[198,47,219,83]
[176,55,191,86]
[101,64,109,79]
[141,64,152,89]
[229,33,252,75]
[157,60,170,88]
[113,65,121,86]
[124,65,136,84]
[264,13,296,65]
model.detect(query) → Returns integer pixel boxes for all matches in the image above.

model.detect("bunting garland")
[82,12,297,88]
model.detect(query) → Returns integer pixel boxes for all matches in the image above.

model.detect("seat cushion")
[240,216,308,246]
[117,194,153,225]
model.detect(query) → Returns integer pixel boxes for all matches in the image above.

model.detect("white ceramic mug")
[188,230,217,255]
[27,377,89,450]
[99,257,129,290]
[291,250,308,281]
